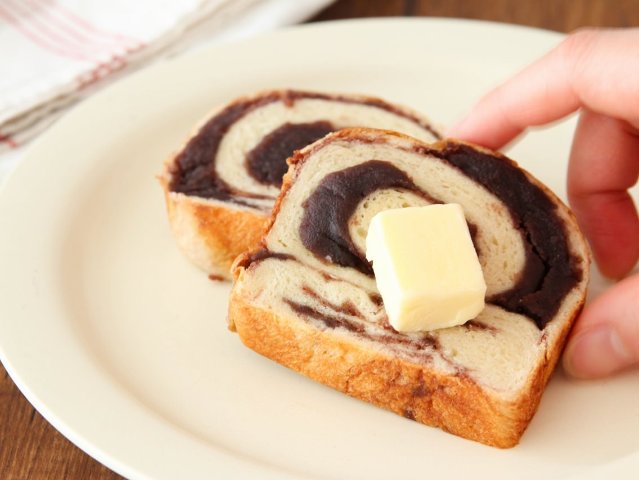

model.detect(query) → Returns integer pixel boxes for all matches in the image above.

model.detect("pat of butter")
[365,204,486,332]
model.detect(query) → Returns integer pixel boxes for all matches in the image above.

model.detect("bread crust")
[230,129,591,447]
[229,274,585,448]
[160,177,268,279]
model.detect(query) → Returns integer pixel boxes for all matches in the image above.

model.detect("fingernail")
[564,326,633,379]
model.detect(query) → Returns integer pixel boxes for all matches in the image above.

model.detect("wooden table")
[1,1,637,478]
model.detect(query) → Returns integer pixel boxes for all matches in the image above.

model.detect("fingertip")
[596,255,639,280]
[445,116,471,139]
[563,274,639,379]
[562,325,632,379]
[591,225,639,280]
[445,113,516,150]
[561,338,581,378]
[569,189,639,280]
[446,106,484,140]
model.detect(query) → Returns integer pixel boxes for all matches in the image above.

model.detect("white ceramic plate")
[1,18,638,480]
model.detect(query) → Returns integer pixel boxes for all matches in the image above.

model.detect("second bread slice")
[159,90,440,278]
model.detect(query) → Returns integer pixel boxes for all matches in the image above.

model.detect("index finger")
[448,28,639,149]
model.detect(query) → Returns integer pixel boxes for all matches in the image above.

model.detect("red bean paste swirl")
[246,121,334,187]
[168,91,439,204]
[298,152,582,329]
[300,160,437,275]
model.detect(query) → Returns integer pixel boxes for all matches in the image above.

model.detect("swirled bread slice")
[159,90,440,279]
[229,128,590,448]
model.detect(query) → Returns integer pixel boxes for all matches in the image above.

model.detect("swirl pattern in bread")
[159,90,440,278]
[229,128,590,448]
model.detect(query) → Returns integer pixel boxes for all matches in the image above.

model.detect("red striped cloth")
[0,0,333,155]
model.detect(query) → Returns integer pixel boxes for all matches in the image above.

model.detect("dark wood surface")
[2,1,637,478]
[312,0,639,31]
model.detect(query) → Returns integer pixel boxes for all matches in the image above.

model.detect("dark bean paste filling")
[246,121,335,187]
[298,150,582,329]
[169,94,278,202]
[437,144,583,328]
[248,246,490,356]
[284,298,441,362]
[299,160,437,275]
[236,248,296,268]
[168,91,439,203]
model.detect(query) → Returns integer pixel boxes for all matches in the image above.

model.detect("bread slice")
[229,128,590,448]
[159,90,440,279]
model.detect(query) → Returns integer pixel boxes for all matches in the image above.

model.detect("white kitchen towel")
[0,0,333,163]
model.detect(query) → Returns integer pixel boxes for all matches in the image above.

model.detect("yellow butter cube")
[365,204,486,332]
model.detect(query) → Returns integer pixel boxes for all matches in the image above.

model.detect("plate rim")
[1,16,635,480]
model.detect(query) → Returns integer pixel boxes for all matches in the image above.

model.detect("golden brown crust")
[230,128,591,447]
[160,175,269,279]
[229,268,585,447]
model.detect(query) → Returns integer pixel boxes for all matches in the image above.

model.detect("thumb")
[563,273,639,378]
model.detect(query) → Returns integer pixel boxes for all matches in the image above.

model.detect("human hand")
[448,28,639,379]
